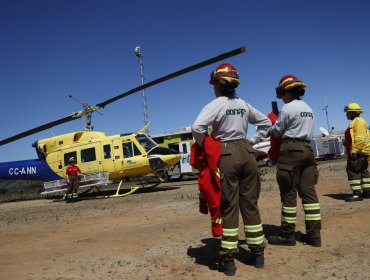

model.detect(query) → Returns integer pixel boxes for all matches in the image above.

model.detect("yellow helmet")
[69,157,76,163]
[344,103,363,113]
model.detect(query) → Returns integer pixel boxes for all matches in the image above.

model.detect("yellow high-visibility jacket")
[349,116,370,155]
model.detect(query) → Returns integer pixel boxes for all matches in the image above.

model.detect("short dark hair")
[285,87,305,99]
[217,81,238,99]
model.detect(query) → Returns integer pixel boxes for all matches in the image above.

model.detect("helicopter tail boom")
[0,159,61,181]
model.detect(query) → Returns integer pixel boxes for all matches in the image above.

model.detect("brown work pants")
[346,154,370,192]
[219,140,264,262]
[66,176,80,195]
[276,140,321,239]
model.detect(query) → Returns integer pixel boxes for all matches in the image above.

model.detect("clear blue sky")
[1,0,370,162]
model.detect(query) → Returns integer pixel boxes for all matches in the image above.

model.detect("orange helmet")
[209,63,240,86]
[276,75,306,98]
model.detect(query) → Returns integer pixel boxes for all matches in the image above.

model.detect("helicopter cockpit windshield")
[135,134,157,152]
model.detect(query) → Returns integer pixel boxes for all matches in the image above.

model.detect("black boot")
[362,190,370,199]
[219,260,236,276]
[345,191,363,202]
[71,193,79,203]
[250,251,264,268]
[268,233,296,246]
[303,235,321,247]
[65,194,72,204]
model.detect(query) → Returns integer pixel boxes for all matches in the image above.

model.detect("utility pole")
[134,46,149,134]
[322,105,330,133]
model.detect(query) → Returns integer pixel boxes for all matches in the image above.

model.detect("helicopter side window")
[122,142,142,157]
[81,147,96,163]
[122,142,133,158]
[133,142,142,156]
[103,144,111,159]
[64,152,77,166]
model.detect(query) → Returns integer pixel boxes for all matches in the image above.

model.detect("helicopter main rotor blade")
[0,46,246,146]
[0,113,80,146]
[95,46,246,109]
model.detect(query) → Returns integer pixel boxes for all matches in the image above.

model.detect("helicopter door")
[120,140,149,177]
[100,141,115,172]
[178,141,192,174]
[78,144,101,173]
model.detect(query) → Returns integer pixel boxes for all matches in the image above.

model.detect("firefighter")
[192,63,271,276]
[268,75,322,247]
[65,157,82,203]
[343,103,370,202]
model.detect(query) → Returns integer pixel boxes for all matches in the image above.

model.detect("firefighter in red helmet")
[209,63,241,85]
[192,63,271,276]
[268,75,322,247]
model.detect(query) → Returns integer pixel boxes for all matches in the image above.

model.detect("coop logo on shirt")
[226,108,247,117]
[300,112,314,119]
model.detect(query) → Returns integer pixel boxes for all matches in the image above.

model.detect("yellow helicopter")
[0,47,246,198]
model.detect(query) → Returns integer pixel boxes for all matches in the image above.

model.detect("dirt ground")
[1,159,369,280]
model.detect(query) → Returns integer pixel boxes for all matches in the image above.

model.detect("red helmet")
[209,63,240,85]
[276,75,306,98]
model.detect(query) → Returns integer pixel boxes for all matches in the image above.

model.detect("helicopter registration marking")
[9,167,37,175]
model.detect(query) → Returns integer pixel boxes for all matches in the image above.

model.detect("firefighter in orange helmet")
[192,63,271,276]
[343,103,370,202]
[268,75,322,247]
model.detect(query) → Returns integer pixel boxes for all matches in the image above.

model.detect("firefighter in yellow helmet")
[343,103,370,202]
[268,75,322,247]
[192,63,271,276]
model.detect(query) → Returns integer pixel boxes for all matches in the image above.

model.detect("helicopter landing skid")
[138,177,161,191]
[91,181,139,199]
[52,181,139,202]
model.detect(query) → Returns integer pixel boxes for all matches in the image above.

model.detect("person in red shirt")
[65,157,82,203]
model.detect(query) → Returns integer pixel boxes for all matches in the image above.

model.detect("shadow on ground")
[324,193,349,201]
[187,238,220,271]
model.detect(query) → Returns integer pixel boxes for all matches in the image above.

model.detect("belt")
[282,138,310,144]
[221,138,246,144]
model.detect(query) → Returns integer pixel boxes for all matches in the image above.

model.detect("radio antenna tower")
[134,46,149,134]
[322,105,330,133]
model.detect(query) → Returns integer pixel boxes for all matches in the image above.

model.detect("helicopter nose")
[147,147,181,171]
[159,153,181,166]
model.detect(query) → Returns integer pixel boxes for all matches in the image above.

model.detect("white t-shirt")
[271,99,314,141]
[192,96,271,146]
